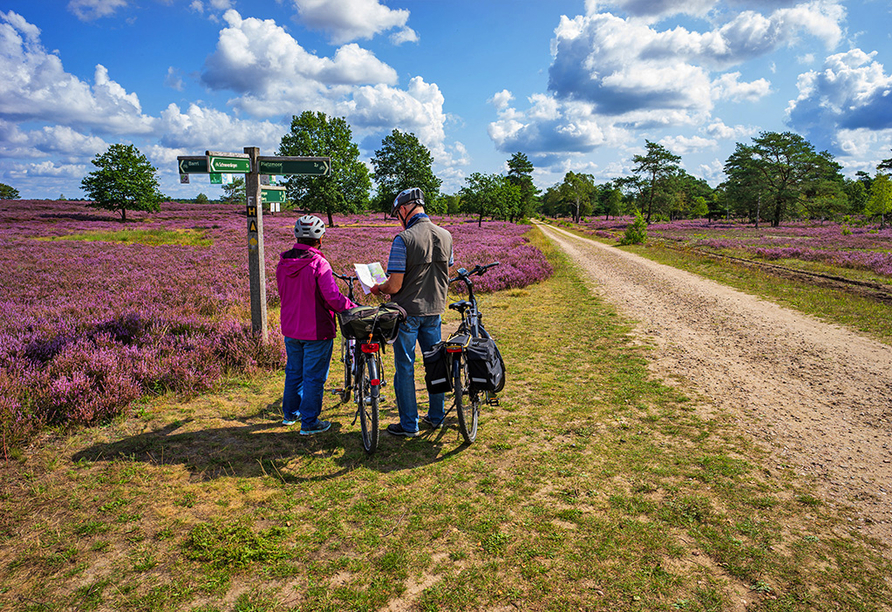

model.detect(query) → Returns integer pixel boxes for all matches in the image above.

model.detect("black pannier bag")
[466,337,505,392]
[422,342,451,394]
[337,302,406,343]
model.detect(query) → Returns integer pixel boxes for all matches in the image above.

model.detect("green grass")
[0,227,889,611]
[37,228,213,247]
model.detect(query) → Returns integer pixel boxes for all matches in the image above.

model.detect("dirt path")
[537,223,892,547]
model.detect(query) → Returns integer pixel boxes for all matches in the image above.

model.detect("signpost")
[257,156,330,176]
[261,186,286,204]
[206,151,251,174]
[176,150,331,343]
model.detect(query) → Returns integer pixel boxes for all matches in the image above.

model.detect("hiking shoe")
[421,415,443,429]
[282,418,298,426]
[299,420,331,435]
[386,423,419,437]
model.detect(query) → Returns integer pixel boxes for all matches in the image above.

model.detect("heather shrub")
[0,201,552,453]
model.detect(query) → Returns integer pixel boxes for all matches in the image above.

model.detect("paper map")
[354,262,388,295]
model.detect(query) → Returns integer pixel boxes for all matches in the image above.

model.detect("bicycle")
[333,273,402,455]
[444,262,504,444]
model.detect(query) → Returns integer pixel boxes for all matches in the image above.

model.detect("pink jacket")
[276,244,356,341]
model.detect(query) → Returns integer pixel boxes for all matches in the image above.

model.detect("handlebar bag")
[422,342,451,394]
[338,302,407,343]
[466,337,505,392]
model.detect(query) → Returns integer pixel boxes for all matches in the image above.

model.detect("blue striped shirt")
[387,214,453,273]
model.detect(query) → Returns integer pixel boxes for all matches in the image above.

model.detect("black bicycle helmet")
[390,187,424,217]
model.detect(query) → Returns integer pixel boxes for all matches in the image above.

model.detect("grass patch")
[0,226,889,610]
[37,228,213,247]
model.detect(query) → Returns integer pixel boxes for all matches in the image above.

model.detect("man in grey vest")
[371,187,453,436]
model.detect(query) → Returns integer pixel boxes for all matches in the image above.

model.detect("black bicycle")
[334,274,403,455]
[444,262,504,444]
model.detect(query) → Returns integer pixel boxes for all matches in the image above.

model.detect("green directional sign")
[257,156,330,176]
[261,187,286,204]
[206,151,252,174]
[177,156,208,174]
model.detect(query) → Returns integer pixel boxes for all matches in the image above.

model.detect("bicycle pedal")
[487,396,500,406]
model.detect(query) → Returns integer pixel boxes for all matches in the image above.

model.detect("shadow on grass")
[71,411,470,482]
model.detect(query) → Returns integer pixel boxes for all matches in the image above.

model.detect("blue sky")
[1,0,891,201]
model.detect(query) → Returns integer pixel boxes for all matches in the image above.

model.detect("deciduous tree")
[371,129,441,214]
[278,111,370,225]
[81,144,163,222]
[865,173,892,229]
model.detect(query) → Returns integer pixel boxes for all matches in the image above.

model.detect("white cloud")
[157,103,284,153]
[202,11,398,96]
[67,0,128,21]
[0,12,154,135]
[704,120,757,140]
[292,0,411,44]
[712,71,771,101]
[787,48,892,151]
[488,90,514,111]
[390,27,418,45]
[165,67,184,91]
[659,134,717,155]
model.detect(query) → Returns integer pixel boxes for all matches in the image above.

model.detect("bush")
[620,212,648,245]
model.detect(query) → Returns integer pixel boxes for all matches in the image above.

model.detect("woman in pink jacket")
[276,215,356,434]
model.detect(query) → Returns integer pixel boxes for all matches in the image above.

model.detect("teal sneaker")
[300,420,332,435]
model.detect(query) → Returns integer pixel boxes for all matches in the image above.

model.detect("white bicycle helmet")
[390,187,424,217]
[294,215,325,240]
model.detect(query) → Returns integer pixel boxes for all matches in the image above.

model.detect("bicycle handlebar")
[333,272,357,282]
[449,261,499,284]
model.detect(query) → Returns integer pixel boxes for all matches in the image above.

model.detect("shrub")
[620,212,648,245]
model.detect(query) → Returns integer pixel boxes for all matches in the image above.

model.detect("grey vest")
[392,218,453,317]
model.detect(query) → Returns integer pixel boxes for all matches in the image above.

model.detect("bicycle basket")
[337,302,407,343]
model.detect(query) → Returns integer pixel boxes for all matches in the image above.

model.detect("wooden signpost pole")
[244,146,267,342]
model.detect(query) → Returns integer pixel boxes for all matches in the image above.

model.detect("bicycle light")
[360,343,380,353]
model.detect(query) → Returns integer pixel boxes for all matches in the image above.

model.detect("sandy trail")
[538,222,892,547]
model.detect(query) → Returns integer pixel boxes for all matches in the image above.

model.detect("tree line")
[4,111,890,228]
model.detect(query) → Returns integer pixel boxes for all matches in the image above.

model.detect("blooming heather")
[0,201,551,451]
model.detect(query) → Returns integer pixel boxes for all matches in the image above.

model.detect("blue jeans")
[283,337,333,427]
[393,315,446,432]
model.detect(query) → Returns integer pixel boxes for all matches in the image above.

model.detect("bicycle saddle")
[449,300,472,312]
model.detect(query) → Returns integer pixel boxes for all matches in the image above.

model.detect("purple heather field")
[0,200,551,452]
[570,216,892,279]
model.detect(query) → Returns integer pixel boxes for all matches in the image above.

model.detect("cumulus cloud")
[202,11,398,96]
[712,72,771,101]
[788,48,892,139]
[292,0,411,44]
[659,134,718,155]
[489,1,846,164]
[488,90,514,111]
[0,12,154,135]
[200,11,453,165]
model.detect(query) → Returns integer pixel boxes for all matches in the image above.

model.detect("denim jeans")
[283,336,333,427]
[393,315,446,432]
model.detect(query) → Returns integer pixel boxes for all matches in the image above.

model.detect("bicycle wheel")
[454,353,479,444]
[339,338,352,403]
[357,356,379,454]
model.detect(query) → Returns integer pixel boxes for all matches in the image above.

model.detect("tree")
[506,152,539,221]
[631,140,681,223]
[222,177,246,205]
[278,111,370,225]
[371,129,441,214]
[559,172,596,223]
[459,173,520,226]
[0,183,20,199]
[81,144,163,222]
[723,131,843,227]
[879,151,892,173]
[195,193,209,204]
[865,173,892,229]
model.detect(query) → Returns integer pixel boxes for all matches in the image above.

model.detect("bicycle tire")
[454,354,479,444]
[340,338,352,404]
[357,356,379,454]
